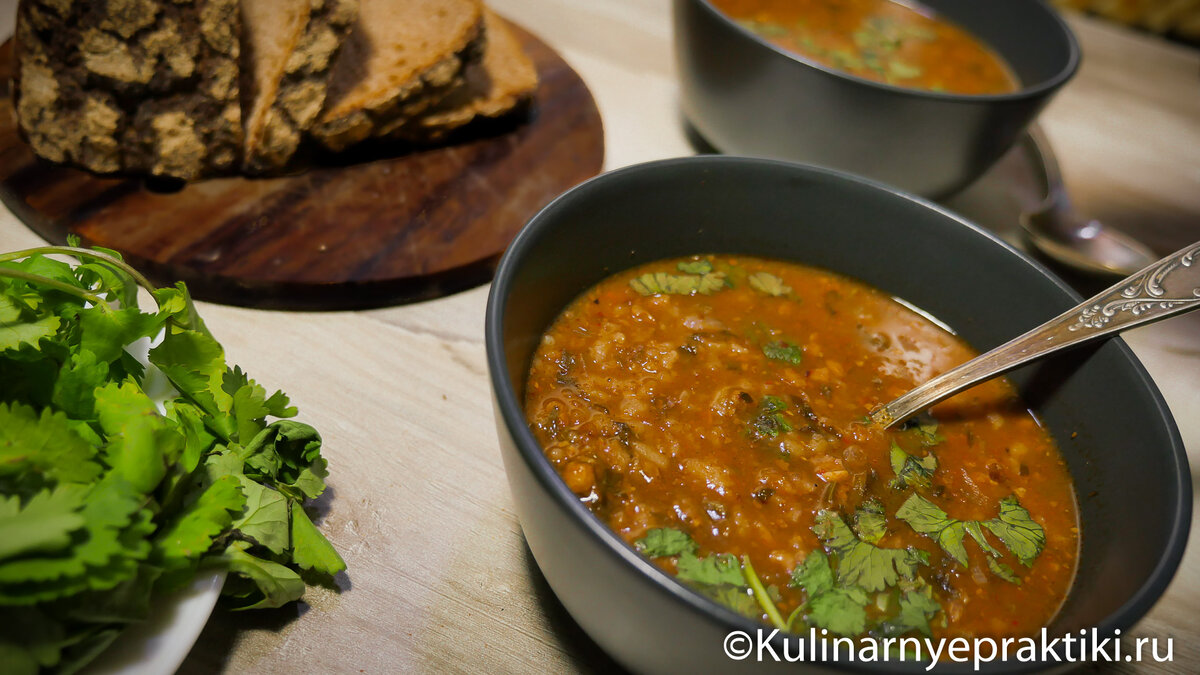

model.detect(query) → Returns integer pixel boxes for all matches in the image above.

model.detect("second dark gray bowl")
[674,0,1080,198]
[485,156,1190,673]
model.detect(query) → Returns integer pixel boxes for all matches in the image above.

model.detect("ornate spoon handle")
[870,241,1200,428]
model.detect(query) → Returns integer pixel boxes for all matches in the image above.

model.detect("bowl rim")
[484,155,1191,673]
[685,0,1082,104]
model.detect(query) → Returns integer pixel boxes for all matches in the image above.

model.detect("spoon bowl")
[1018,127,1159,276]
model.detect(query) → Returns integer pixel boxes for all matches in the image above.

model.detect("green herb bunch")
[0,244,345,674]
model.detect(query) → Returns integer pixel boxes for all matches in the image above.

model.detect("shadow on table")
[522,543,631,675]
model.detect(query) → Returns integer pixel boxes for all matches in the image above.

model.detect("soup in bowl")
[485,156,1190,673]
[673,0,1079,197]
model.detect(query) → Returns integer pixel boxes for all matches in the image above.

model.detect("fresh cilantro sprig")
[629,259,730,296]
[895,493,1043,579]
[634,528,789,630]
[0,245,344,672]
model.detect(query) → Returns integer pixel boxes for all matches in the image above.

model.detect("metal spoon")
[1018,125,1158,276]
[870,241,1200,428]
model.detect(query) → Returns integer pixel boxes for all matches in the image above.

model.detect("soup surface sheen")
[525,255,1077,642]
[711,0,1019,95]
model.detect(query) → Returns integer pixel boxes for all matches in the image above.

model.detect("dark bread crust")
[13,0,243,180]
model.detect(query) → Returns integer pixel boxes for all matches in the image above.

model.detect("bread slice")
[241,0,358,173]
[310,0,485,152]
[391,9,537,143]
[13,0,243,180]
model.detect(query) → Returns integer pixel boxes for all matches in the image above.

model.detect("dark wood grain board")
[0,22,604,309]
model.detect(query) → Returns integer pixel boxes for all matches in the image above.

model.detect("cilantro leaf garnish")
[878,582,941,638]
[788,550,869,636]
[897,493,1042,576]
[903,415,945,446]
[853,499,887,544]
[749,395,793,440]
[889,441,937,490]
[808,586,869,636]
[984,496,1046,567]
[814,510,925,592]
[894,494,970,566]
[629,263,729,297]
[987,557,1022,584]
[748,272,791,297]
[636,528,699,557]
[677,552,745,586]
[763,340,803,365]
[676,260,713,275]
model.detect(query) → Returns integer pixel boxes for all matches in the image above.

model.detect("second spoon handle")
[870,241,1200,428]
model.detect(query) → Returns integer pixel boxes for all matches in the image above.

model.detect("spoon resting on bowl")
[1018,125,1158,277]
[871,240,1200,428]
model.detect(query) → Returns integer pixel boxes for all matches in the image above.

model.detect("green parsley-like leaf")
[636,528,699,558]
[0,315,59,354]
[219,541,306,610]
[888,59,922,79]
[0,402,102,496]
[807,586,869,636]
[676,552,745,587]
[889,441,936,490]
[676,260,713,275]
[984,496,1045,567]
[895,494,969,566]
[904,415,945,446]
[814,510,924,592]
[853,499,887,544]
[878,583,941,637]
[987,557,1022,584]
[290,507,346,576]
[763,340,803,365]
[0,488,88,561]
[748,272,791,297]
[749,395,792,440]
[230,480,290,556]
[898,494,1030,571]
[629,270,729,296]
[155,475,245,565]
[788,550,869,636]
[789,550,836,597]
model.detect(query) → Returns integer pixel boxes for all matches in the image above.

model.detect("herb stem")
[0,246,157,296]
[741,555,788,631]
[0,268,113,312]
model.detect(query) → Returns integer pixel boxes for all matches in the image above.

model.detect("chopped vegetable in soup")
[524,255,1077,642]
[711,0,1019,95]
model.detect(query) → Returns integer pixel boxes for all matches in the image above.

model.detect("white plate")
[85,571,225,675]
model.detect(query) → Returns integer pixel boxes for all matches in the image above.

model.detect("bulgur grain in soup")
[524,255,1077,641]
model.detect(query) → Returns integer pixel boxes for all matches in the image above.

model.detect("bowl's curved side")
[485,157,1190,674]
[672,0,1079,198]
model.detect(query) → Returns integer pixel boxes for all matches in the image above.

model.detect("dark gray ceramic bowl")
[674,0,1080,198]
[484,157,1190,674]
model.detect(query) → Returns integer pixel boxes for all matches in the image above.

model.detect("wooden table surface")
[1,1,1198,672]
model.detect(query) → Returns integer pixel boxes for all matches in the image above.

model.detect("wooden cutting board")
[0,21,604,310]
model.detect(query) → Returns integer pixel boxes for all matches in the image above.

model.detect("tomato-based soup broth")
[711,0,1019,95]
[524,256,1077,642]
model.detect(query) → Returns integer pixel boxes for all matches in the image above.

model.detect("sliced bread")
[310,0,485,152]
[241,0,358,173]
[391,9,538,143]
